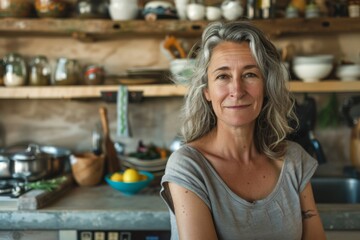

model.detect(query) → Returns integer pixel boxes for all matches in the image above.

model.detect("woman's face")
[204,41,264,129]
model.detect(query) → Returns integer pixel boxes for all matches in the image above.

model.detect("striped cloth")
[117,85,130,137]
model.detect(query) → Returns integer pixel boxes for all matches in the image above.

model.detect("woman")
[160,21,326,240]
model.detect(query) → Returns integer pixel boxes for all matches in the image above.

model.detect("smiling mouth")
[225,104,251,109]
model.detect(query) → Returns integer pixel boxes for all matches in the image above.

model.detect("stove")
[0,178,27,205]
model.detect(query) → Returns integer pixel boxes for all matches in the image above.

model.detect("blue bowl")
[105,171,154,196]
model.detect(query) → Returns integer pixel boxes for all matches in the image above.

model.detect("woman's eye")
[215,74,229,80]
[243,72,258,79]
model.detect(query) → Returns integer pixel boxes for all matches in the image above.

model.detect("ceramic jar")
[109,0,138,20]
[0,0,33,18]
[76,0,109,19]
[186,0,205,21]
[54,58,81,85]
[3,53,27,87]
[29,56,51,86]
[221,0,243,21]
[35,0,69,18]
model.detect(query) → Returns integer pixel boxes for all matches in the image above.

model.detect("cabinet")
[0,18,360,99]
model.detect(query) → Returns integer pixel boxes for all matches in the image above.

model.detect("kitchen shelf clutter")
[0,18,359,38]
[1,18,360,98]
[1,81,360,99]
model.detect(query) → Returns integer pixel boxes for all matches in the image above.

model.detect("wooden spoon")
[99,106,120,174]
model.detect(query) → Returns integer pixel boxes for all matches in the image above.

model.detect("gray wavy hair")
[178,21,297,159]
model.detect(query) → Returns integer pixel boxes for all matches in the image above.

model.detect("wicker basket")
[70,152,104,187]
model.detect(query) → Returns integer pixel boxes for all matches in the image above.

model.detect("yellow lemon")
[110,172,123,182]
[123,168,140,183]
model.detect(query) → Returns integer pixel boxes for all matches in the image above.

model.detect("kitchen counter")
[0,184,359,231]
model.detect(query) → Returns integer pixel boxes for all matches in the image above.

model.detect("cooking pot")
[0,154,12,178]
[40,145,71,175]
[10,144,51,181]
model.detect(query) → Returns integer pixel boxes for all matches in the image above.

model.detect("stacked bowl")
[292,55,334,82]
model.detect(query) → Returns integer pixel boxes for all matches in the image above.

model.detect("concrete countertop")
[0,184,359,231]
[0,185,170,231]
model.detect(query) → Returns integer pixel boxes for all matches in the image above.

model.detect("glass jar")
[29,55,51,86]
[76,0,109,19]
[3,53,27,87]
[83,64,105,85]
[54,58,81,85]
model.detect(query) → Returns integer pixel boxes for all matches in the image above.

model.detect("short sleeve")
[286,141,319,193]
[159,146,211,213]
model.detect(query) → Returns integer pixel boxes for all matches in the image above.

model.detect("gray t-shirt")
[160,141,318,240]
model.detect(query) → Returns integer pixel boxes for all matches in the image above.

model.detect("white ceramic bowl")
[293,55,334,65]
[186,3,205,21]
[336,64,360,81]
[292,55,334,82]
[170,59,196,84]
[206,6,222,21]
[293,63,333,82]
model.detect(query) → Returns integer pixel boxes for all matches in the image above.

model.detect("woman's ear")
[203,88,211,101]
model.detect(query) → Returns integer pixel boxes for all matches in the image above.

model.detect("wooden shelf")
[0,84,187,99]
[0,81,359,99]
[0,18,359,39]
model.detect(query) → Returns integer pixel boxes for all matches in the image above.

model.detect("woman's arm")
[168,182,218,240]
[300,182,326,240]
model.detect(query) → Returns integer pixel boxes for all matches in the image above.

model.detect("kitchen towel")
[117,85,130,137]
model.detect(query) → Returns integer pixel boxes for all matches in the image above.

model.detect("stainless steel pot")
[40,145,71,175]
[0,154,12,178]
[10,144,51,181]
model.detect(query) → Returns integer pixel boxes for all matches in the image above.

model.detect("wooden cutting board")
[17,174,74,210]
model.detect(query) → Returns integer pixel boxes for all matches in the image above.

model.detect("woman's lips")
[225,104,251,109]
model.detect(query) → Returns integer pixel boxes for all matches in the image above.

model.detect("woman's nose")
[230,78,245,98]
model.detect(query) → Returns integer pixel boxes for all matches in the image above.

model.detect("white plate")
[121,156,168,167]
[121,161,166,172]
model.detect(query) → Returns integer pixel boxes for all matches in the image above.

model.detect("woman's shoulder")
[167,145,207,167]
[284,140,318,174]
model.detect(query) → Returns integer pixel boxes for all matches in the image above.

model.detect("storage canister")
[3,52,27,87]
[29,55,51,86]
[54,57,81,85]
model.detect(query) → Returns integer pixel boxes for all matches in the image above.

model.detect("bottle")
[261,0,276,19]
[29,55,51,86]
[247,0,256,19]
[3,53,27,87]
[348,0,360,18]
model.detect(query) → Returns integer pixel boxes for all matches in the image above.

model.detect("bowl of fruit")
[105,168,154,196]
